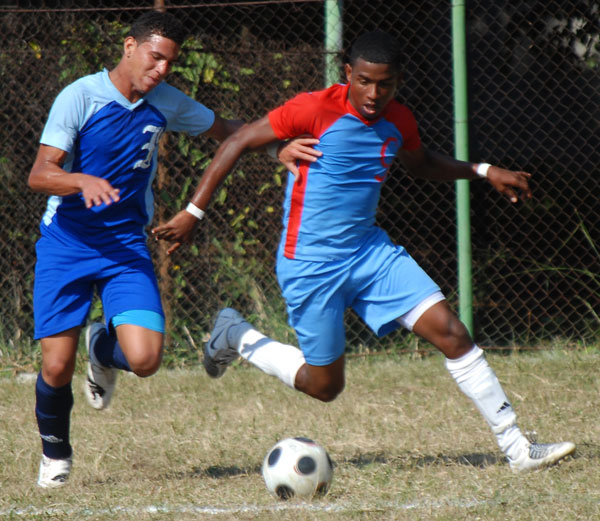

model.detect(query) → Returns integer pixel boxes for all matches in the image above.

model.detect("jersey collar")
[102,69,147,111]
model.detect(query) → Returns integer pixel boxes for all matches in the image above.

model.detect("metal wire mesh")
[0,0,597,358]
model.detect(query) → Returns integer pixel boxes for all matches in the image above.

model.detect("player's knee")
[415,301,474,358]
[440,316,472,358]
[42,357,75,385]
[310,378,345,402]
[314,386,343,402]
[127,347,163,377]
[130,359,161,377]
[296,357,345,402]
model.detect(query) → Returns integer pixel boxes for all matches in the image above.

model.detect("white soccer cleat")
[38,454,72,488]
[84,322,117,410]
[508,440,575,473]
[203,308,248,378]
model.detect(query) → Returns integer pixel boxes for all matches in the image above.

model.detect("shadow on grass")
[162,451,502,482]
[570,442,600,461]
[343,451,502,470]
[161,442,599,482]
[163,464,263,480]
[342,441,598,470]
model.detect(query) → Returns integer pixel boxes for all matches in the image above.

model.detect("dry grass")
[0,349,599,520]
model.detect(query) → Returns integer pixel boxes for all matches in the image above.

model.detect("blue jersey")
[39,69,215,248]
[268,83,421,262]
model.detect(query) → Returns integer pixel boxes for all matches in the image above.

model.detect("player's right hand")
[79,174,121,208]
[152,210,200,255]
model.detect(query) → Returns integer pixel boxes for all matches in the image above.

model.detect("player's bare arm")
[203,114,245,142]
[152,116,280,254]
[28,144,121,208]
[206,114,321,177]
[398,146,532,203]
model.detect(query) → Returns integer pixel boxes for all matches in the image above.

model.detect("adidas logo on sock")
[497,401,512,414]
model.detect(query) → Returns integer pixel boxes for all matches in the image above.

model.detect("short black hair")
[349,31,403,72]
[130,11,187,46]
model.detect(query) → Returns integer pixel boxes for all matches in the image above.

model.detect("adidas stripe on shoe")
[508,440,575,473]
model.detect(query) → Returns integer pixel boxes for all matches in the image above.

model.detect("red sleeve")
[384,102,421,151]
[268,91,321,140]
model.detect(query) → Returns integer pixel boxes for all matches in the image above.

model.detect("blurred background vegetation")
[0,1,597,369]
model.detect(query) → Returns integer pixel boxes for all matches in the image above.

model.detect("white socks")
[446,345,527,460]
[232,326,305,389]
[229,330,527,459]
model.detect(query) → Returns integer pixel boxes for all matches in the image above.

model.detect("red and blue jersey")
[268,82,421,261]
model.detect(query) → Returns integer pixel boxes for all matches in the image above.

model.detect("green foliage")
[473,212,599,345]
[57,20,124,84]
[172,37,250,99]
[547,13,600,68]
[0,334,40,375]
[159,36,293,360]
[534,216,600,329]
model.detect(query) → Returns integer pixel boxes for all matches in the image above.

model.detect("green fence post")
[451,0,474,334]
[324,0,343,87]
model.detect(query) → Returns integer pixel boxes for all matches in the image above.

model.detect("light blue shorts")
[276,228,442,366]
[33,234,164,339]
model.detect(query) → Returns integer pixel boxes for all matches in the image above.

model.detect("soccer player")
[153,30,575,472]
[28,11,317,488]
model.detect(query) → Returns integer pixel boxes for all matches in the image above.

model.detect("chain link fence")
[0,0,598,360]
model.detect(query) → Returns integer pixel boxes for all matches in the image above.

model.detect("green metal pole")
[324,0,343,87]
[451,0,474,334]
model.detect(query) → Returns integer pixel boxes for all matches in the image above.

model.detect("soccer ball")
[262,437,334,500]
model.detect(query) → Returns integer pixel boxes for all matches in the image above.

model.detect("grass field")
[1,349,599,520]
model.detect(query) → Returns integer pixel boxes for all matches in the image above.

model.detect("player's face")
[125,35,180,96]
[345,59,401,120]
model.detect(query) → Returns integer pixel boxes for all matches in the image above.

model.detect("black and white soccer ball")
[262,437,334,500]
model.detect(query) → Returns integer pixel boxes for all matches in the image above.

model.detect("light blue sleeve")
[39,80,89,153]
[147,83,215,136]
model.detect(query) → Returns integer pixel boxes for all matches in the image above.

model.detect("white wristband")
[185,202,205,220]
[266,141,279,159]
[476,163,491,178]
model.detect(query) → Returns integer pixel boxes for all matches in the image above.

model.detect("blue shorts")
[33,233,164,339]
[276,228,441,366]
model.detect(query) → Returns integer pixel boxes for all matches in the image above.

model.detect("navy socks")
[35,373,73,459]
[93,327,131,372]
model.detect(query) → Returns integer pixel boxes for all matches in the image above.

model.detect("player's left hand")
[152,210,200,255]
[278,135,322,181]
[487,166,533,203]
